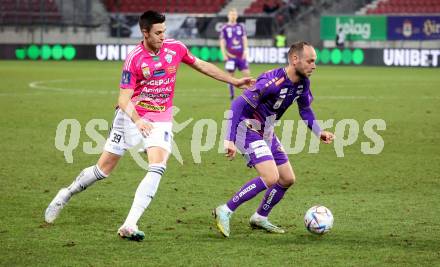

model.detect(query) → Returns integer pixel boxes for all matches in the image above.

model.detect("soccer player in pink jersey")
[44,10,254,241]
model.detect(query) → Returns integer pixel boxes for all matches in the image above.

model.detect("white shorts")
[104,109,173,156]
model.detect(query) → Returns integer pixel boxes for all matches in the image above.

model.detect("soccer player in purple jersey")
[44,10,254,242]
[213,41,335,237]
[220,8,251,100]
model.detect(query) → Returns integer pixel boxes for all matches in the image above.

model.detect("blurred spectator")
[263,1,280,14]
[285,0,299,14]
[275,29,287,47]
[301,0,312,5]
[335,27,345,48]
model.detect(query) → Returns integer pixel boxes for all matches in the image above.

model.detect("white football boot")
[44,188,71,224]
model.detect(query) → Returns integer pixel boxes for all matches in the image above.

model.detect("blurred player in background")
[213,41,335,237]
[220,8,251,100]
[45,10,254,241]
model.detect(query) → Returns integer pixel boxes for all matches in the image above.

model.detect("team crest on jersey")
[141,64,150,79]
[165,54,173,63]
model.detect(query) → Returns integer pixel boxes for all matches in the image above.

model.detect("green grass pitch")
[0,60,439,266]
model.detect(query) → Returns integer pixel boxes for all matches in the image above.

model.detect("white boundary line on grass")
[29,79,118,95]
[25,79,440,100]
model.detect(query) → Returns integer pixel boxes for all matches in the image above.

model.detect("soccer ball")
[304,205,334,235]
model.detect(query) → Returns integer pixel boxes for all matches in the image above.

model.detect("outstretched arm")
[189,58,254,88]
[219,38,228,61]
[299,105,334,144]
[242,35,249,60]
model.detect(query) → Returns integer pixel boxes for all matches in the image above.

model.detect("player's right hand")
[224,140,237,160]
[135,119,154,137]
[234,77,256,89]
[320,131,335,144]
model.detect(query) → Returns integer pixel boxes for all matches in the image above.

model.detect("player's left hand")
[233,77,255,89]
[320,131,335,144]
[224,140,237,160]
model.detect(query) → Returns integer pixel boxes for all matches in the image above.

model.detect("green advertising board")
[316,48,365,65]
[15,44,77,60]
[320,15,387,41]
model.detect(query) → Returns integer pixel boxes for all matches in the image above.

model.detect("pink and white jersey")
[119,39,196,122]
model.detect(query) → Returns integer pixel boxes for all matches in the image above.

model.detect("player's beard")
[295,67,307,79]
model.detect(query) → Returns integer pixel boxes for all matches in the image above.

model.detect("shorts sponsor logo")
[238,183,256,198]
[121,71,131,85]
[254,146,272,158]
[250,140,267,149]
[225,60,235,71]
[137,102,166,111]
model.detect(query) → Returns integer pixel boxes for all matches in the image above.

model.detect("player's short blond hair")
[288,41,312,59]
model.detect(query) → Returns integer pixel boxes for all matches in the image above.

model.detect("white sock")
[123,164,166,227]
[252,212,267,220]
[67,165,108,197]
[221,204,233,213]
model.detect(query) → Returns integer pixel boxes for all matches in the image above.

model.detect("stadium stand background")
[0,0,439,54]
[0,0,368,46]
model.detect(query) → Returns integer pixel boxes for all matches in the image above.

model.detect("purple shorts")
[225,57,249,72]
[236,129,289,168]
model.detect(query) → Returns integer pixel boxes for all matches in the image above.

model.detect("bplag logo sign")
[336,18,371,39]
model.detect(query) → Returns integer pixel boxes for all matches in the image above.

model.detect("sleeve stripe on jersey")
[163,39,187,49]
[124,46,142,71]
[242,95,257,109]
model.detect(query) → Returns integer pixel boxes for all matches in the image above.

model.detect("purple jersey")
[227,67,321,142]
[220,23,246,57]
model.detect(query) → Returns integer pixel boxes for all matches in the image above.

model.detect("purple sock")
[226,177,267,211]
[256,183,288,217]
[228,83,234,99]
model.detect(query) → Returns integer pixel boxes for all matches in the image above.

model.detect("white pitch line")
[26,79,440,100]
[29,79,118,95]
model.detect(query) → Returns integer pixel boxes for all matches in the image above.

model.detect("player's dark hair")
[287,41,312,59]
[139,10,166,32]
